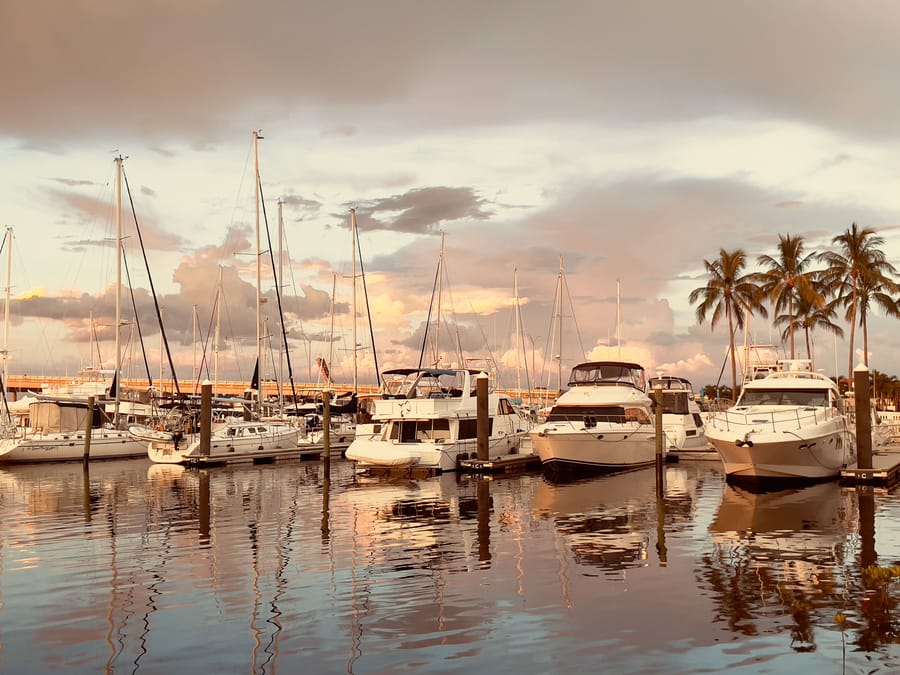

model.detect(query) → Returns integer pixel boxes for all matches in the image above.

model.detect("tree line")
[689,223,900,398]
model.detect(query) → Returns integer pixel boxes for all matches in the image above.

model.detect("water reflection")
[4,458,900,672]
[533,467,662,574]
[706,481,857,653]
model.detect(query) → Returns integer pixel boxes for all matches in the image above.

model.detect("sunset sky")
[3,1,900,392]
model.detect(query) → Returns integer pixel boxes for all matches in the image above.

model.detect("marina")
[1,456,900,673]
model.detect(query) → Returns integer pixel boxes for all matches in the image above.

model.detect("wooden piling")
[82,395,94,464]
[653,384,665,493]
[854,364,873,470]
[476,373,489,461]
[200,381,212,457]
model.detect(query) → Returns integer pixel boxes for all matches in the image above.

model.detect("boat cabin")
[567,361,646,390]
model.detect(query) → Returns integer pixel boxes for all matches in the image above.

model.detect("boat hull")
[147,423,301,464]
[706,409,856,480]
[529,422,657,472]
[0,429,147,463]
[346,432,526,472]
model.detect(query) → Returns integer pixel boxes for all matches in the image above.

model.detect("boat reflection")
[532,466,663,574]
[705,480,857,652]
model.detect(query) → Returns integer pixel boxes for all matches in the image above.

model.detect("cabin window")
[498,399,515,415]
[624,407,651,424]
[459,418,493,439]
[658,392,689,415]
[740,389,829,406]
[389,419,452,442]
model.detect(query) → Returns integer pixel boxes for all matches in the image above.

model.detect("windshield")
[739,388,830,407]
[569,363,645,389]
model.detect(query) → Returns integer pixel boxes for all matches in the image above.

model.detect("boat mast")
[351,208,358,393]
[192,304,198,395]
[114,155,123,424]
[616,278,622,359]
[436,232,445,367]
[556,256,563,394]
[278,198,285,410]
[253,130,263,414]
[514,268,521,396]
[2,227,11,390]
[215,265,222,395]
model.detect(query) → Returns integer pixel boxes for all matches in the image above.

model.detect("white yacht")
[705,359,856,481]
[345,367,529,472]
[648,375,714,460]
[529,361,657,475]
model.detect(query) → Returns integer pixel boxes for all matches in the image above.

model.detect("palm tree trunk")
[847,287,858,386]
[789,295,795,359]
[727,303,737,399]
[862,308,869,367]
[805,327,812,363]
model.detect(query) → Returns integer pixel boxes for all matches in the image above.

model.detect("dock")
[459,453,541,474]
[840,445,900,487]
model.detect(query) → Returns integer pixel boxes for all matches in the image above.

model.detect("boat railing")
[545,412,651,427]
[708,406,839,432]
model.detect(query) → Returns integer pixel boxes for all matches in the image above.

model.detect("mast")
[253,130,263,414]
[215,265,222,395]
[616,278,622,359]
[2,227,11,390]
[192,304,198,395]
[556,256,563,394]
[350,208,358,393]
[114,155,123,423]
[514,268,521,396]
[278,198,285,410]
[436,232,445,367]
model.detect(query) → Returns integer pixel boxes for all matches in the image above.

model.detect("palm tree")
[755,234,821,359]
[819,223,899,383]
[856,271,900,365]
[689,249,767,398]
[774,290,843,364]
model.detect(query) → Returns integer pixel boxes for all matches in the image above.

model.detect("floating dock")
[459,453,541,474]
[840,445,900,487]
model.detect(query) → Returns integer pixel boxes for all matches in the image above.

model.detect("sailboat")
[0,158,147,463]
[140,132,300,465]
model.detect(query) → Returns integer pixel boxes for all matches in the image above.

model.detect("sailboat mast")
[351,208,358,393]
[616,278,622,359]
[2,227,11,389]
[278,198,285,409]
[514,268,521,395]
[436,232,445,367]
[556,256,563,394]
[114,155,123,423]
[253,130,263,413]
[215,265,222,395]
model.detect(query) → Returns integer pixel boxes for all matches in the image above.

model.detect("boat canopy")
[568,361,646,390]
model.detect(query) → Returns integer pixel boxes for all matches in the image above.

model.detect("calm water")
[0,456,899,674]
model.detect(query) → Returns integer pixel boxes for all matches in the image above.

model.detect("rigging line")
[191,304,214,392]
[121,246,153,386]
[92,316,105,370]
[220,283,246,383]
[561,271,587,362]
[469,302,506,390]
[419,254,441,370]
[121,166,180,395]
[194,293,218,385]
[355,223,381,386]
[258,181,299,407]
[439,255,465,367]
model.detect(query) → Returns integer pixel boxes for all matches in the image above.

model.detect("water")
[0,457,898,674]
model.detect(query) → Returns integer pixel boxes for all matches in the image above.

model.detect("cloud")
[351,187,492,234]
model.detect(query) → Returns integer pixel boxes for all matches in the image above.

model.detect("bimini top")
[568,361,646,390]
[382,368,483,377]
